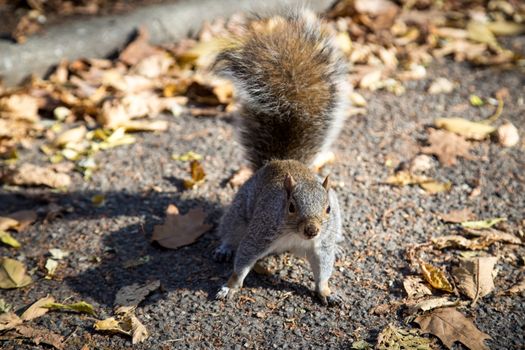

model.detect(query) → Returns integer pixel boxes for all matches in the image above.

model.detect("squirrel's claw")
[335,245,347,261]
[216,286,233,300]
[319,292,344,307]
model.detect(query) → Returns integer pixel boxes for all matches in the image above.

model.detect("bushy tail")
[213,10,349,170]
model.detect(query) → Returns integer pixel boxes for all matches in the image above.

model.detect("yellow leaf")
[54,126,87,147]
[434,117,496,140]
[420,262,454,293]
[171,151,202,162]
[469,94,484,107]
[0,231,21,248]
[183,160,206,189]
[43,301,95,315]
[486,21,525,36]
[419,180,452,194]
[461,218,506,229]
[0,258,32,289]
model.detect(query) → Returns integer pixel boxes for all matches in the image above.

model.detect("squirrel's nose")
[304,223,320,238]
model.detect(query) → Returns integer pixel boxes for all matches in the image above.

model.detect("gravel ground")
[1,56,524,349]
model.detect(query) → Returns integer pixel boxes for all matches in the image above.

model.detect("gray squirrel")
[212,10,349,305]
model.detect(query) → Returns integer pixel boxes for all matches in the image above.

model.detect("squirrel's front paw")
[216,285,236,300]
[335,245,347,261]
[318,292,344,307]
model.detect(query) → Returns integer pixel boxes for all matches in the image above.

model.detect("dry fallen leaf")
[152,205,211,249]
[94,311,148,344]
[386,170,451,194]
[434,117,495,140]
[406,297,460,314]
[1,163,71,189]
[0,257,32,289]
[20,296,55,322]
[53,125,87,147]
[462,227,521,245]
[114,280,161,309]
[432,235,490,250]
[229,166,253,188]
[453,257,498,303]
[119,27,163,66]
[439,209,475,223]
[505,277,525,295]
[183,160,206,189]
[5,325,65,350]
[0,312,23,331]
[497,122,519,147]
[461,218,506,229]
[403,276,432,299]
[420,262,454,293]
[0,94,40,122]
[4,210,38,232]
[421,129,474,166]
[376,324,432,350]
[415,307,491,350]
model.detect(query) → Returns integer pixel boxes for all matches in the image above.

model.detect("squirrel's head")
[283,173,331,240]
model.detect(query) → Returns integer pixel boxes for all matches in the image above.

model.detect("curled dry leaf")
[1,163,71,189]
[53,125,87,147]
[421,129,473,166]
[183,160,206,189]
[114,280,161,309]
[506,277,525,295]
[229,166,253,188]
[403,276,432,299]
[434,117,495,140]
[376,324,432,350]
[0,94,40,122]
[20,296,55,322]
[415,307,490,350]
[452,257,498,302]
[420,262,454,293]
[432,235,490,250]
[0,257,32,289]
[0,231,21,248]
[497,122,519,147]
[438,209,475,223]
[3,210,38,232]
[94,312,148,344]
[406,297,460,314]
[462,227,521,245]
[152,204,212,249]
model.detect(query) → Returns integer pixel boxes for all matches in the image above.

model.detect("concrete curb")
[0,0,334,87]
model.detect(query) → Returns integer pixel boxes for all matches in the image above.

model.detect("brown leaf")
[0,312,23,331]
[415,307,491,350]
[463,227,521,245]
[20,296,55,321]
[452,257,498,302]
[94,312,148,344]
[1,163,71,189]
[1,210,38,232]
[439,209,475,223]
[152,204,211,249]
[229,166,253,188]
[6,325,64,350]
[114,280,160,309]
[420,262,454,293]
[0,94,40,122]
[0,257,32,289]
[386,170,451,194]
[432,235,490,250]
[406,297,460,314]
[421,129,473,166]
[403,276,432,299]
[506,277,525,295]
[119,27,162,66]
[376,324,432,350]
[183,160,206,189]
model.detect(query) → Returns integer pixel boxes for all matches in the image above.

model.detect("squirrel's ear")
[284,173,296,197]
[322,175,330,191]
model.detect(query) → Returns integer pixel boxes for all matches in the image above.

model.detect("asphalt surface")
[1,57,524,348]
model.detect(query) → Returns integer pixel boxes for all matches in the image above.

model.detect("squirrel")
[212,10,349,305]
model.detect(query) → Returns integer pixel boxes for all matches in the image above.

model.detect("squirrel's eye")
[326,206,331,214]
[289,202,296,214]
